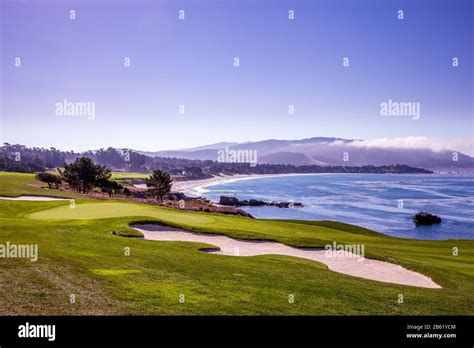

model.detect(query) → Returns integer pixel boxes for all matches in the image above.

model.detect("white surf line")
[0,196,70,201]
[133,224,441,289]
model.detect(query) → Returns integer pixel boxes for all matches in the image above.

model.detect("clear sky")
[0,0,472,152]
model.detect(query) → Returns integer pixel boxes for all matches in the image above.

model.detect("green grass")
[110,172,151,179]
[0,172,473,315]
[0,172,83,199]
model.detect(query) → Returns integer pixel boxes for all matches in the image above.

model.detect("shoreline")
[173,171,439,196]
[137,171,442,196]
[171,172,459,195]
[173,173,323,196]
[134,173,323,194]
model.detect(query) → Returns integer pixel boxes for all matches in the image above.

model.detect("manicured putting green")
[28,202,215,225]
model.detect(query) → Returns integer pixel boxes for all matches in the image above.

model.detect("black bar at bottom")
[0,316,472,346]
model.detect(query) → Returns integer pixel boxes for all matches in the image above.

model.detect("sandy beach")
[173,174,267,193]
[171,173,320,195]
[134,173,314,195]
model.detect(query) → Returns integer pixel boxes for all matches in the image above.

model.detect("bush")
[36,172,62,189]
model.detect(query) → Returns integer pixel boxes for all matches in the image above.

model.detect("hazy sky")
[0,0,472,152]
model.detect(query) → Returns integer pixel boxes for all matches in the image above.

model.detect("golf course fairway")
[1,172,473,315]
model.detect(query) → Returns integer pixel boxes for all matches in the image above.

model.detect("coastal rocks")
[122,187,254,218]
[165,192,187,201]
[130,190,148,199]
[212,206,254,218]
[219,196,240,206]
[413,212,442,225]
[273,201,303,208]
[219,196,303,208]
[164,198,253,218]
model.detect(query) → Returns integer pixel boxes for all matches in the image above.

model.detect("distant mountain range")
[1,143,434,177]
[136,137,473,171]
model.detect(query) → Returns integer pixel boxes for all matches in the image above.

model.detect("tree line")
[2,143,432,176]
[36,157,172,200]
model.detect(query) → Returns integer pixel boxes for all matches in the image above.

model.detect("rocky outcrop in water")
[413,212,442,225]
[219,196,303,208]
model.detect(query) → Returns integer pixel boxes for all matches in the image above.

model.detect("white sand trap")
[133,224,441,289]
[0,195,70,201]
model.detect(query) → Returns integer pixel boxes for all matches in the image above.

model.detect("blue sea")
[192,174,474,240]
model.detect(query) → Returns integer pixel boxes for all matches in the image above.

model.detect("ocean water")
[192,174,474,240]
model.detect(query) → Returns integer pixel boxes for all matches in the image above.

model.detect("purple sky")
[0,0,472,153]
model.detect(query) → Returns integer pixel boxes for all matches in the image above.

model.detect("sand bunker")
[0,196,70,201]
[133,224,441,289]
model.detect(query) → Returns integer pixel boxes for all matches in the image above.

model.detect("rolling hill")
[138,137,473,171]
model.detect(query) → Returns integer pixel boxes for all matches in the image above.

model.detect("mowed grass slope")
[0,172,83,200]
[0,172,473,315]
[110,172,151,179]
